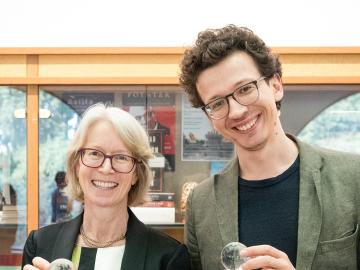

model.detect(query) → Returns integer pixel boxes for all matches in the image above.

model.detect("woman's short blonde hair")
[66,103,153,206]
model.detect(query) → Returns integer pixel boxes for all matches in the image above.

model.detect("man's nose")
[227,97,248,119]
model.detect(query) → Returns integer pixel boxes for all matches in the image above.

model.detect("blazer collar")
[51,213,83,260]
[293,137,323,270]
[214,156,240,247]
[51,208,149,270]
[213,135,323,270]
[121,208,148,270]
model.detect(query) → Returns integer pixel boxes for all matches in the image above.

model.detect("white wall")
[1,0,360,47]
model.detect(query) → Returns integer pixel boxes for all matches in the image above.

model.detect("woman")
[22,104,190,270]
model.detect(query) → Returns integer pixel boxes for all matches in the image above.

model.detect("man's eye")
[238,84,256,94]
[210,99,226,111]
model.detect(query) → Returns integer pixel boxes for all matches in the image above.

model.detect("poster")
[62,93,114,115]
[122,91,176,171]
[182,95,234,161]
[149,167,163,191]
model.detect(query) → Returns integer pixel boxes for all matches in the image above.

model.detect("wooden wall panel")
[0,55,27,78]
[0,47,358,85]
[280,54,360,78]
[38,54,182,78]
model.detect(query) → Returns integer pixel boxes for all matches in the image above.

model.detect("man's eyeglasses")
[79,148,140,174]
[201,76,267,120]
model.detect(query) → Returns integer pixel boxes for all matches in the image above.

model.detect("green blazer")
[22,209,190,270]
[185,137,360,270]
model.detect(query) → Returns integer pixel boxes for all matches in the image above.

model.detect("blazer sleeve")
[164,244,190,270]
[22,230,37,267]
[185,189,203,270]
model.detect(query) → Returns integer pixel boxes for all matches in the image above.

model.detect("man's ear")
[271,74,284,102]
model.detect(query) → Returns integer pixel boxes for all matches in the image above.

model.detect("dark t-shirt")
[238,156,300,266]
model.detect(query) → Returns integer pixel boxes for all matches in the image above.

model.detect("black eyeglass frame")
[201,76,268,120]
[79,148,141,174]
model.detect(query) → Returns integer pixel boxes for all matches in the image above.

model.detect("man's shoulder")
[190,158,237,200]
[191,175,214,198]
[297,138,360,177]
[298,138,360,162]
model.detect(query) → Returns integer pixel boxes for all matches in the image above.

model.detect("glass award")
[49,258,75,270]
[221,242,249,270]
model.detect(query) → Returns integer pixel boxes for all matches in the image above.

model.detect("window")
[0,86,27,267]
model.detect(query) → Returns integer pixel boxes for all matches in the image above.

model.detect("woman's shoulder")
[34,214,82,240]
[146,226,182,248]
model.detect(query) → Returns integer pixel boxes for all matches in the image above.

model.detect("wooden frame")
[0,47,359,235]
[1,47,360,85]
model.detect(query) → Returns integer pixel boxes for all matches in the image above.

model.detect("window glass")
[39,90,82,227]
[0,86,27,269]
[38,86,231,227]
[298,92,360,154]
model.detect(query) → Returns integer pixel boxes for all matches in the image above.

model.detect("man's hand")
[240,245,295,270]
[23,257,50,270]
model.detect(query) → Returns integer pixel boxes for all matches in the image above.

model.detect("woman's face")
[77,120,137,209]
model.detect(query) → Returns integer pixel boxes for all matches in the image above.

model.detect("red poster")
[122,92,176,172]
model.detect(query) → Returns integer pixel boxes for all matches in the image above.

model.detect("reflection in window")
[0,86,27,267]
[39,90,82,227]
[299,92,360,154]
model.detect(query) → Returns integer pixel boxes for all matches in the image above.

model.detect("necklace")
[80,225,125,248]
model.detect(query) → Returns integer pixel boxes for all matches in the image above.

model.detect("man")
[146,107,170,135]
[146,107,175,171]
[179,25,360,270]
[51,171,70,223]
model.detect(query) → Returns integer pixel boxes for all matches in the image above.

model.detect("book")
[2,205,26,211]
[130,207,175,224]
[0,210,26,218]
[0,216,26,224]
[0,204,27,224]
[141,201,175,207]
[148,192,175,202]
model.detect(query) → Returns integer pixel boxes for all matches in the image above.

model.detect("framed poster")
[182,94,234,161]
[122,91,176,171]
[62,93,114,115]
[149,167,163,191]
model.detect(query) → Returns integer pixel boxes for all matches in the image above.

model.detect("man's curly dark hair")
[179,25,282,110]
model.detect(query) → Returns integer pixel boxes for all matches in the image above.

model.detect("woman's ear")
[131,171,138,186]
[75,162,80,178]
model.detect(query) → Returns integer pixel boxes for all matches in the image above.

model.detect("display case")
[0,47,359,269]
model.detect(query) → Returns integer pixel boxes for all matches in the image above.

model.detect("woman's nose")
[99,157,115,173]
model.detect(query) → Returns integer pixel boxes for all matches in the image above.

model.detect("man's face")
[196,51,283,153]
[146,111,157,129]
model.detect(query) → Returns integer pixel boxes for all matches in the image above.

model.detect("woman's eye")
[85,150,103,160]
[114,155,128,161]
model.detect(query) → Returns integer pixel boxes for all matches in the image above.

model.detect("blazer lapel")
[295,140,323,270]
[51,213,83,261]
[214,157,240,247]
[121,209,147,270]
